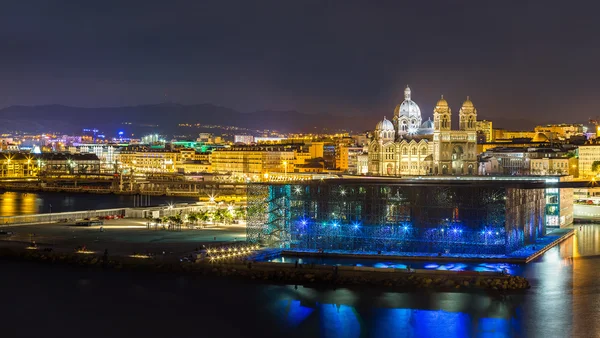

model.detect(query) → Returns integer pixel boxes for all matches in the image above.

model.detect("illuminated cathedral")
[367,86,478,176]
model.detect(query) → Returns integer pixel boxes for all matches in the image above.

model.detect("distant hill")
[0,103,374,135]
[0,103,578,135]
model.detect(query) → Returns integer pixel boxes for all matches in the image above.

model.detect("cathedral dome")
[435,95,449,108]
[376,116,394,131]
[399,86,422,118]
[420,118,434,129]
[462,96,474,109]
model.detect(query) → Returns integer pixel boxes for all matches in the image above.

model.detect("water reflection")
[1,223,599,337]
[271,289,521,337]
[0,191,198,216]
[266,224,600,337]
[270,256,523,275]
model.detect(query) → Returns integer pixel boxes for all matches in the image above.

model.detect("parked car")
[0,230,14,236]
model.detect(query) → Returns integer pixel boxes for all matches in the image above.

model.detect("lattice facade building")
[246,178,547,255]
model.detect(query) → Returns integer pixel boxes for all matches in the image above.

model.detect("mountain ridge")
[0,103,575,134]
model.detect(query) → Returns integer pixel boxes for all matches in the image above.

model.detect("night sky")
[1,1,598,127]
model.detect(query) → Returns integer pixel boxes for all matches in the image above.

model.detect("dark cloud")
[1,0,599,127]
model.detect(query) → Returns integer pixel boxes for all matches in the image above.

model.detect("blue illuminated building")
[247,178,549,255]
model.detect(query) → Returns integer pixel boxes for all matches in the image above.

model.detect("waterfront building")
[38,153,101,175]
[70,143,121,173]
[211,145,295,175]
[247,178,551,255]
[176,161,212,174]
[576,144,600,178]
[0,152,37,177]
[118,148,180,173]
[368,87,478,176]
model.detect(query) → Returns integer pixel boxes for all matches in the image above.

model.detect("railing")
[0,208,127,226]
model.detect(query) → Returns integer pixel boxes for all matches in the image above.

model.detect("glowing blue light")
[301,220,307,226]
[403,226,408,231]
[453,229,457,233]
[118,131,124,136]
[495,232,499,235]
[441,229,444,232]
[487,231,492,235]
[332,222,339,227]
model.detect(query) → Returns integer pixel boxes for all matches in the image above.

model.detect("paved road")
[0,218,247,257]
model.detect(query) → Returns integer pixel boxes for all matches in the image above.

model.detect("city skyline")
[3,1,600,128]
[2,2,600,337]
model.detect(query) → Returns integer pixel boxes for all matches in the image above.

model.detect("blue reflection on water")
[279,299,515,338]
[280,300,314,328]
[319,304,361,338]
[269,256,524,275]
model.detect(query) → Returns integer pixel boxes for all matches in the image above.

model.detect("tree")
[198,210,210,227]
[169,214,183,231]
[187,213,198,228]
[223,210,234,225]
[153,217,162,230]
[212,209,224,225]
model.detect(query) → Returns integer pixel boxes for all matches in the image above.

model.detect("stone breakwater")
[0,248,530,292]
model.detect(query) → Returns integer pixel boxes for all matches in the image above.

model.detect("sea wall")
[0,247,530,292]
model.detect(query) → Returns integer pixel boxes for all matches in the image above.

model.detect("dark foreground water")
[1,224,599,338]
[0,191,199,216]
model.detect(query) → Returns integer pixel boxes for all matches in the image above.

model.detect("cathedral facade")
[367,86,478,176]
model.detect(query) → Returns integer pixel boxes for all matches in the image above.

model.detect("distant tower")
[459,96,477,131]
[433,95,451,131]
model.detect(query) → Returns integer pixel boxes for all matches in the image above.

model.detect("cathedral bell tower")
[459,96,477,131]
[433,95,452,174]
[433,95,451,131]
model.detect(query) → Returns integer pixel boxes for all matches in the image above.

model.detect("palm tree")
[198,210,210,228]
[212,209,224,226]
[170,214,183,231]
[162,216,171,230]
[153,217,163,230]
[187,213,198,228]
[223,210,234,225]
